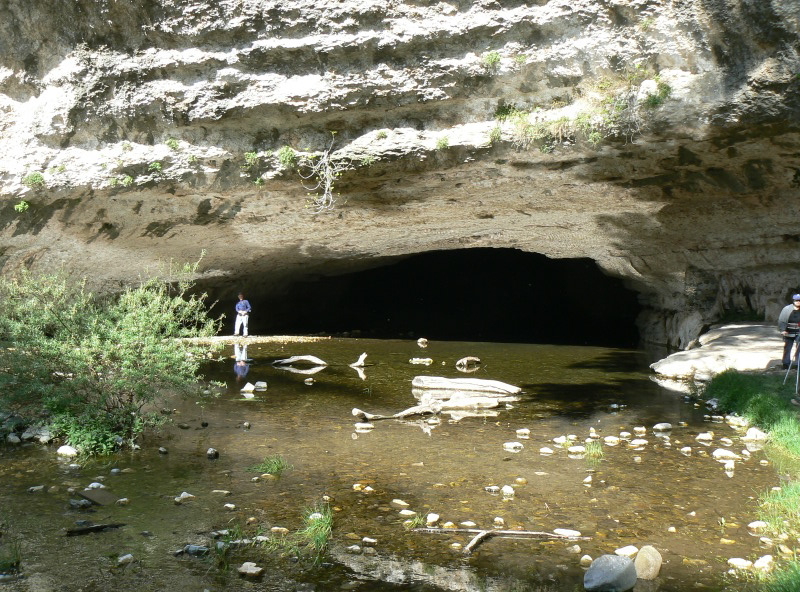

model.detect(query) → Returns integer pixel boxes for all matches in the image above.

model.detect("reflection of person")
[234,293,252,337]
[234,343,250,380]
[778,294,800,369]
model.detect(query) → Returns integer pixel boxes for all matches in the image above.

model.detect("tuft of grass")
[701,370,793,430]
[488,126,502,145]
[121,175,134,187]
[247,454,292,476]
[758,481,800,535]
[361,155,375,167]
[403,512,426,530]
[585,440,604,460]
[295,503,333,555]
[763,560,800,592]
[375,130,388,140]
[435,136,449,150]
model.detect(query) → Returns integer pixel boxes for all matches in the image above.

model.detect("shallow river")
[0,338,779,591]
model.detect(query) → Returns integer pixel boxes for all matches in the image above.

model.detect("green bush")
[277,146,297,169]
[0,263,220,453]
[22,172,45,189]
[242,151,259,170]
[482,51,501,71]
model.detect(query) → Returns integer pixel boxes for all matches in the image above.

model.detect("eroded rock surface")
[1,0,799,347]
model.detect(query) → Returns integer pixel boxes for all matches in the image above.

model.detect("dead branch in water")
[412,527,590,555]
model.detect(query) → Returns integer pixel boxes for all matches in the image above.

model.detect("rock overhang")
[0,0,799,349]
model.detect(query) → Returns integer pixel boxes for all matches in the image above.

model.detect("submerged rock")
[634,545,663,580]
[584,554,637,592]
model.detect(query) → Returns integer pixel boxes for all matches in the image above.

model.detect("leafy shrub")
[642,80,672,109]
[148,161,163,173]
[13,201,29,213]
[277,146,297,169]
[482,51,501,71]
[0,263,220,453]
[22,172,45,189]
[242,151,259,170]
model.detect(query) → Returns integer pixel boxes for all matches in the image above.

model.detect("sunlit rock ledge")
[650,323,782,382]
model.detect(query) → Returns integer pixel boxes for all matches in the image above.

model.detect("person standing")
[778,294,800,369]
[234,292,252,337]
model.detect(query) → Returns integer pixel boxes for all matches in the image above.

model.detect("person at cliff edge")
[778,293,800,370]
[234,292,252,337]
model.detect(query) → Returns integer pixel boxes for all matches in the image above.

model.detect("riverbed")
[0,338,780,591]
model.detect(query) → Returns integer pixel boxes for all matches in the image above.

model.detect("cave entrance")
[237,248,641,347]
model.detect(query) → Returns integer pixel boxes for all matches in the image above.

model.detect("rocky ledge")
[1,1,799,348]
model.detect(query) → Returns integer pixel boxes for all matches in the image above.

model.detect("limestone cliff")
[0,0,799,348]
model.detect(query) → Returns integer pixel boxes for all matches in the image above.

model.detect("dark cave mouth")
[217,248,642,348]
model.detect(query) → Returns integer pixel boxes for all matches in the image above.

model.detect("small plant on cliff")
[375,130,388,140]
[488,125,502,144]
[360,155,376,167]
[0,259,221,454]
[435,136,449,150]
[148,161,163,174]
[639,17,655,32]
[242,151,259,171]
[121,174,134,187]
[278,146,298,169]
[166,138,180,151]
[22,172,45,189]
[13,200,29,213]
[642,78,672,109]
[481,51,501,72]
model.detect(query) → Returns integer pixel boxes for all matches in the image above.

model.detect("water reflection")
[233,342,249,381]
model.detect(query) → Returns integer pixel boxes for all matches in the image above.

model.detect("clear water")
[0,338,778,591]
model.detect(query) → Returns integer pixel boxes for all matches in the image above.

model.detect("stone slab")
[650,323,782,381]
[78,488,120,506]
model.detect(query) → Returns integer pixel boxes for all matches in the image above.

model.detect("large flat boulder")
[650,323,780,381]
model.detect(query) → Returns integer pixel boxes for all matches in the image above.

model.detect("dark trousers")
[783,336,799,366]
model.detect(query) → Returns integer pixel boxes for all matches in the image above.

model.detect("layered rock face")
[0,0,799,347]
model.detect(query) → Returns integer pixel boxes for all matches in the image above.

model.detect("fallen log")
[412,376,521,395]
[66,523,126,536]
[412,527,590,555]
